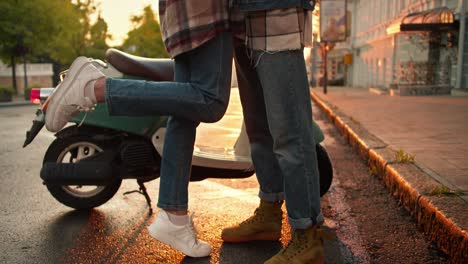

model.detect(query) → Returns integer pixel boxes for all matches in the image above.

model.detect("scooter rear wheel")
[317,144,333,197]
[43,136,122,210]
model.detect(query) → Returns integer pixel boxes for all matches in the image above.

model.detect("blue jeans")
[105,32,234,210]
[234,41,323,229]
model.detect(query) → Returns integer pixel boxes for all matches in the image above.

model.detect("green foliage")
[83,15,111,60]
[0,86,14,95]
[47,0,110,65]
[428,186,463,196]
[395,149,415,163]
[0,0,76,63]
[45,0,92,65]
[0,1,168,90]
[0,0,111,89]
[0,86,14,101]
[0,0,110,67]
[120,5,169,58]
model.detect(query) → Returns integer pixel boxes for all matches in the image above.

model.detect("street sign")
[320,0,347,42]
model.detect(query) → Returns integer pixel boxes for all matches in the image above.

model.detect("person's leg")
[233,40,284,201]
[157,116,198,210]
[221,40,284,242]
[45,32,233,132]
[147,116,211,258]
[252,49,323,229]
[146,33,233,258]
[252,49,330,264]
[105,31,233,123]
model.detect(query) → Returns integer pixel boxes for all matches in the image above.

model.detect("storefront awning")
[386,7,459,35]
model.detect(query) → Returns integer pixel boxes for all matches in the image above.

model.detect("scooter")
[23,48,333,213]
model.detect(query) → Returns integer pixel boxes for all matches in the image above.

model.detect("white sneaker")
[147,211,211,257]
[44,56,105,132]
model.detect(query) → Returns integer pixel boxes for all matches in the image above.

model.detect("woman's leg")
[105,32,234,123]
[147,32,234,258]
[157,116,198,211]
[154,32,233,212]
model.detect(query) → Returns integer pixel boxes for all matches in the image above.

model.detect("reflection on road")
[196,88,243,149]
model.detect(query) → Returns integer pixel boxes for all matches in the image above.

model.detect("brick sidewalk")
[310,86,467,262]
[313,87,468,193]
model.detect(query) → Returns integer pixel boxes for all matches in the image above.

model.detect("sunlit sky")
[94,0,159,46]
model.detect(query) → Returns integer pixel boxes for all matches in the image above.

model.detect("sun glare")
[94,0,159,46]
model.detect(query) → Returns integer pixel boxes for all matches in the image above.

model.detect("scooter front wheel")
[43,136,122,210]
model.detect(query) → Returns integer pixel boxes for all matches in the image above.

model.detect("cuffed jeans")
[234,41,324,229]
[104,32,234,210]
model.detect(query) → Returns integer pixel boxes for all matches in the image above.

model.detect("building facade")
[347,0,467,93]
[0,62,53,94]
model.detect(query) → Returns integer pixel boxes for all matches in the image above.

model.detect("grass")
[369,165,379,176]
[428,186,464,196]
[395,150,415,163]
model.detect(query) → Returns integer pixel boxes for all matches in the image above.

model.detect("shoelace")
[75,97,96,127]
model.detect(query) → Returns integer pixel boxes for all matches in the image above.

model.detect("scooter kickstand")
[137,179,153,215]
[123,180,153,215]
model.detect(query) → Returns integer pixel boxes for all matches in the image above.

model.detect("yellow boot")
[221,200,283,242]
[264,226,334,264]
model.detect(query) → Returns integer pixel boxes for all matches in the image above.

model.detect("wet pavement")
[0,89,451,263]
[310,86,467,262]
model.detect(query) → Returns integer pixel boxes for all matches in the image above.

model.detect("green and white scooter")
[24,48,333,212]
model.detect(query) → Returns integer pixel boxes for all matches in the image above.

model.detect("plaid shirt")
[159,0,243,58]
[242,7,312,51]
[159,1,311,57]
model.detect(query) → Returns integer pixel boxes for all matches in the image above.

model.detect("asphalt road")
[0,91,448,263]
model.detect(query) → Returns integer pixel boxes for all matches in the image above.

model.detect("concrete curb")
[0,101,32,108]
[310,91,468,263]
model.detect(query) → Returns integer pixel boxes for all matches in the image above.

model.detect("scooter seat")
[105,48,174,82]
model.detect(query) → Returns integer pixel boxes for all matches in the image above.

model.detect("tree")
[46,1,109,68]
[84,15,111,60]
[46,0,94,66]
[0,0,110,90]
[46,0,110,84]
[0,0,86,91]
[120,5,168,58]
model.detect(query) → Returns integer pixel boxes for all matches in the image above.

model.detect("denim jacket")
[231,0,315,11]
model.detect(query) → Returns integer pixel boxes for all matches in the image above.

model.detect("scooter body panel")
[71,103,168,137]
[152,128,254,171]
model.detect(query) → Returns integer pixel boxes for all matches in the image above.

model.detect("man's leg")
[234,41,284,201]
[221,41,284,242]
[252,49,323,228]
[252,49,328,264]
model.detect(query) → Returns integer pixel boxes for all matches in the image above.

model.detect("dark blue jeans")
[105,32,234,210]
[234,40,323,229]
